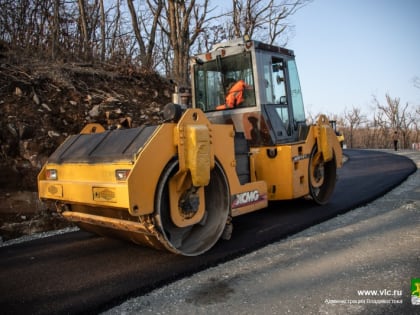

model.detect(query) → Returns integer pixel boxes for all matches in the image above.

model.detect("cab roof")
[209,38,295,57]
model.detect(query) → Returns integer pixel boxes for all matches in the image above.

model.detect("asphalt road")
[0,149,416,315]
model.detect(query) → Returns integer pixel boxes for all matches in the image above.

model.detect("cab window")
[194,52,256,111]
[263,57,287,105]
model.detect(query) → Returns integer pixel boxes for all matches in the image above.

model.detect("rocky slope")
[0,46,172,241]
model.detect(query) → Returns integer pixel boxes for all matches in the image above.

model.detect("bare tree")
[77,0,89,58]
[98,0,106,61]
[163,0,210,86]
[412,105,420,145]
[372,93,415,149]
[343,107,365,148]
[126,0,163,70]
[108,0,121,60]
[373,94,400,130]
[230,0,310,45]
[51,0,61,60]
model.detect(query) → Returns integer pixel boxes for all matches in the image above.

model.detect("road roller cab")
[38,37,342,256]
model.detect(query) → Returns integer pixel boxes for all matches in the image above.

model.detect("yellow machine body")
[38,38,342,256]
[38,109,270,254]
[251,116,342,201]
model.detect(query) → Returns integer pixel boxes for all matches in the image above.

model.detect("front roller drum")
[154,159,230,256]
[61,205,168,250]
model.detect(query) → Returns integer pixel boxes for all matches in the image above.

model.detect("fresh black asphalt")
[0,149,416,315]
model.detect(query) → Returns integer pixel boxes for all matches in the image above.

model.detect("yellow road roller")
[38,38,342,256]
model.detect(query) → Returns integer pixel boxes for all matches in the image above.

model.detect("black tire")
[308,144,337,205]
[154,159,230,256]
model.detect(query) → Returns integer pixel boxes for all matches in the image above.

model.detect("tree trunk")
[127,0,146,62]
[77,0,89,58]
[51,0,61,60]
[99,0,106,61]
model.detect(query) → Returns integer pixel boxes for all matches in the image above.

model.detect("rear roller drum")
[154,159,230,256]
[308,144,337,205]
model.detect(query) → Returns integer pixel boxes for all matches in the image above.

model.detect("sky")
[213,0,420,117]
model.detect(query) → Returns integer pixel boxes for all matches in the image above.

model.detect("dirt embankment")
[0,45,172,241]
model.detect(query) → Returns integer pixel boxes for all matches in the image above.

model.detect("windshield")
[194,52,256,111]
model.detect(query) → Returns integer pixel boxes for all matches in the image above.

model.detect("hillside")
[0,45,172,241]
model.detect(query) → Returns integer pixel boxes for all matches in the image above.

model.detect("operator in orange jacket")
[216,80,249,110]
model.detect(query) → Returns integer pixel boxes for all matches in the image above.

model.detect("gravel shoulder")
[103,150,420,315]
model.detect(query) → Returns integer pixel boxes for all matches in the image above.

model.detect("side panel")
[210,124,268,217]
[252,129,315,200]
[251,124,342,201]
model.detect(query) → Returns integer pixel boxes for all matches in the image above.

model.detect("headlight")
[115,169,130,181]
[46,169,58,180]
